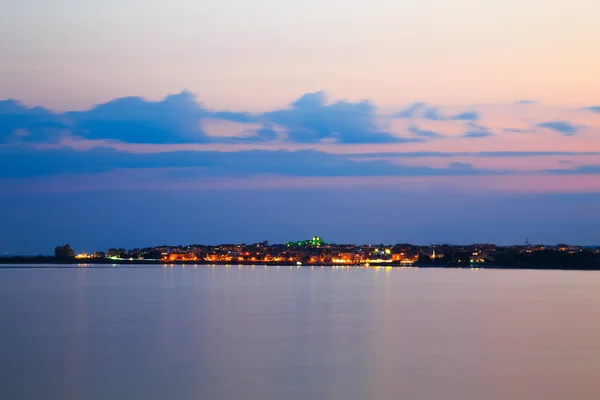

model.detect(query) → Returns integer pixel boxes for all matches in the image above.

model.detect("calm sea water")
[1,265,599,400]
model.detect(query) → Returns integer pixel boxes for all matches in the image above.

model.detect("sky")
[1,0,600,254]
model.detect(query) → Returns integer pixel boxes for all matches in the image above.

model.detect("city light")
[36,238,599,270]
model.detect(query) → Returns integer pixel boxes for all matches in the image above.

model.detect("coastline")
[1,258,599,271]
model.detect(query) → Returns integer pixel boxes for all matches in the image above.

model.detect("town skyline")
[1,237,592,270]
[4,235,600,258]
[5,235,598,257]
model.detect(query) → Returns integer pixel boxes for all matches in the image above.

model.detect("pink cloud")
[201,119,262,138]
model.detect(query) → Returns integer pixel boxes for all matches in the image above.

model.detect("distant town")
[2,236,600,270]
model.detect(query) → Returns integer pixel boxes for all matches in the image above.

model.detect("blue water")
[1,265,599,400]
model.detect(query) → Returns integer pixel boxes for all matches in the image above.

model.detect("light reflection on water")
[1,266,600,400]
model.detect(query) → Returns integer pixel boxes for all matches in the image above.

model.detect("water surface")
[1,265,599,400]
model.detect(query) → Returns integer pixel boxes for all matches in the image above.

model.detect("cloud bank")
[3,90,595,147]
[2,90,600,186]
[0,147,512,179]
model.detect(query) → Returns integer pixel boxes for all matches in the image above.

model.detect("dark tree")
[143,250,162,260]
[54,244,75,259]
[107,248,120,257]
[417,254,432,264]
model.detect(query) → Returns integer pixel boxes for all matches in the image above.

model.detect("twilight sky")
[1,0,600,254]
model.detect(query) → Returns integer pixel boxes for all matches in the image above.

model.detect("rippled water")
[1,265,599,400]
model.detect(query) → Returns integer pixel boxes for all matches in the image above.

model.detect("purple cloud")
[422,106,480,121]
[536,121,580,136]
[262,92,416,143]
[0,146,514,179]
[408,126,443,139]
[463,123,493,138]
